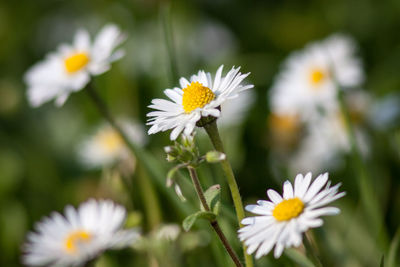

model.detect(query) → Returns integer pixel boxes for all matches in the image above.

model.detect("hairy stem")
[303,232,323,267]
[160,3,179,83]
[187,166,243,267]
[203,120,253,267]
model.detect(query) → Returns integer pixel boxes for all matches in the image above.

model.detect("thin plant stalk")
[136,163,162,229]
[203,120,254,267]
[187,166,243,267]
[337,88,388,247]
[303,232,323,267]
[160,3,179,83]
[85,83,163,227]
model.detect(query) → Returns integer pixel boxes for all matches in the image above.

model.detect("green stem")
[136,163,162,229]
[84,258,97,267]
[303,232,323,267]
[85,83,163,227]
[337,88,388,247]
[160,2,179,83]
[187,166,243,267]
[203,120,254,267]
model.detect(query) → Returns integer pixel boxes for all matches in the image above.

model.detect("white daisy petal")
[179,77,190,88]
[170,125,184,140]
[164,89,183,104]
[245,205,271,215]
[74,29,91,51]
[303,172,329,202]
[298,172,312,198]
[241,216,273,226]
[294,173,304,197]
[283,181,294,199]
[267,189,283,204]
[213,65,224,90]
[256,200,275,209]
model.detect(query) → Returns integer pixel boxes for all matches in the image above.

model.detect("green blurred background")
[0,0,400,266]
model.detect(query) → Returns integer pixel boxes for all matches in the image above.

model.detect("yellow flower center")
[182,82,215,113]
[272,197,304,221]
[64,230,92,254]
[309,68,326,86]
[64,52,90,73]
[97,129,124,153]
[269,114,299,134]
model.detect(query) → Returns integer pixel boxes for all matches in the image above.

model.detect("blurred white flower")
[23,199,140,266]
[270,34,364,121]
[147,65,253,140]
[77,120,146,169]
[290,90,370,173]
[218,89,254,127]
[369,92,400,129]
[238,172,344,259]
[25,24,125,107]
[155,224,181,242]
[290,113,350,173]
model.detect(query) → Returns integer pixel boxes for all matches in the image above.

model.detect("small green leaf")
[166,163,188,187]
[201,184,221,214]
[387,227,400,267]
[166,167,178,186]
[182,211,216,231]
[205,151,226,163]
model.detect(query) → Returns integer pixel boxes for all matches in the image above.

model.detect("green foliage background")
[0,0,399,266]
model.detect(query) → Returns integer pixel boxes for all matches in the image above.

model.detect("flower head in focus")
[270,34,364,121]
[147,65,253,140]
[23,199,140,266]
[238,172,344,259]
[77,120,146,169]
[25,24,126,107]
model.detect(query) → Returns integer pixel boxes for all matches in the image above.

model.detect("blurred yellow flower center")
[64,230,92,254]
[182,82,215,113]
[272,197,304,221]
[309,68,326,86]
[97,129,124,152]
[269,114,299,133]
[64,52,90,73]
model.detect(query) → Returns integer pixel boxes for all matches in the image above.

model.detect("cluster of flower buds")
[164,134,226,202]
[164,134,200,164]
[164,134,226,165]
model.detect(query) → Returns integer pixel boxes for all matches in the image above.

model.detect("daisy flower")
[290,110,369,173]
[270,34,364,121]
[155,224,181,242]
[77,120,146,169]
[289,115,350,173]
[147,65,253,140]
[25,24,125,107]
[238,172,345,259]
[23,199,139,266]
[288,90,370,173]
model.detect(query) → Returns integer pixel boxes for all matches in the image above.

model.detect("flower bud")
[205,151,226,163]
